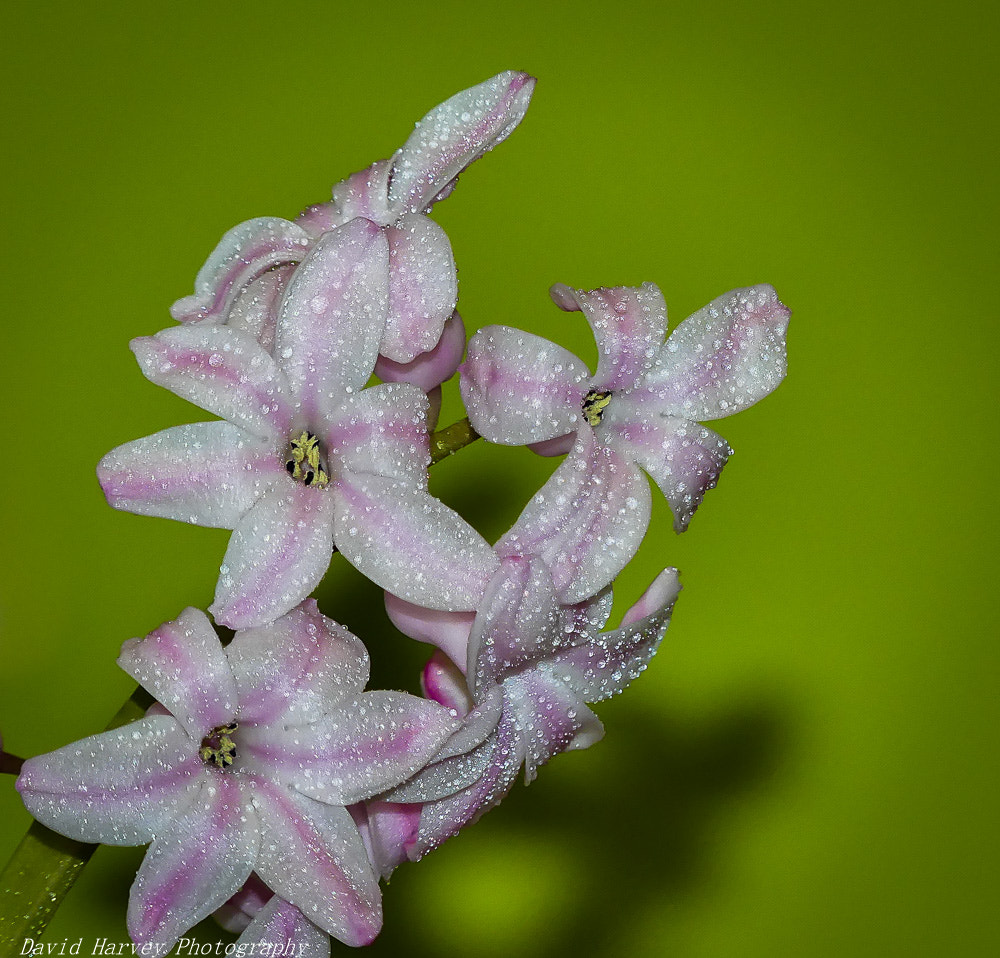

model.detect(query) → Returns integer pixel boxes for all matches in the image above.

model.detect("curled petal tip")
[621,568,682,629]
[549,282,581,312]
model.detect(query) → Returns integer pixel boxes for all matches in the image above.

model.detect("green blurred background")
[2,2,996,955]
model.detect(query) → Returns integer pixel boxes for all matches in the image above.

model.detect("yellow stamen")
[582,389,613,427]
[285,431,330,488]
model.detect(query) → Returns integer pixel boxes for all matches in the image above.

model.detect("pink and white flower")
[383,558,681,858]
[171,70,535,373]
[461,283,790,602]
[99,218,497,629]
[17,602,458,951]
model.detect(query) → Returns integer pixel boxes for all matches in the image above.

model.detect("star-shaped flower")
[380,557,681,858]
[99,218,497,629]
[460,282,790,602]
[171,70,535,370]
[17,602,458,950]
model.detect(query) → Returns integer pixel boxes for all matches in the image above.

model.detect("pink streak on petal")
[131,326,293,442]
[639,283,790,420]
[170,217,312,326]
[460,325,588,445]
[573,282,669,391]
[323,383,430,486]
[252,782,381,946]
[381,213,457,363]
[227,599,369,728]
[118,608,237,739]
[274,217,390,416]
[210,485,336,630]
[97,422,279,531]
[129,774,258,951]
[607,411,731,532]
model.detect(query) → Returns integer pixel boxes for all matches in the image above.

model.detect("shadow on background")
[369,697,792,958]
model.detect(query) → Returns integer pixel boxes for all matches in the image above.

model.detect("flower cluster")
[14,71,789,953]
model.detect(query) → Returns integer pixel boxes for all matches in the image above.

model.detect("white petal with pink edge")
[97,421,278,530]
[118,607,238,739]
[131,325,293,441]
[170,217,311,325]
[496,429,651,604]
[127,774,259,951]
[381,213,457,363]
[332,472,499,611]
[323,383,430,487]
[16,716,203,846]
[550,282,668,391]
[640,283,790,421]
[252,782,381,946]
[236,896,330,958]
[241,691,457,805]
[461,325,589,444]
[273,218,389,419]
[210,484,336,630]
[388,71,536,215]
[606,408,731,532]
[226,600,370,728]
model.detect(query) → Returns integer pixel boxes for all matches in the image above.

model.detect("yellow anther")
[582,389,613,427]
[285,432,330,489]
[200,723,239,769]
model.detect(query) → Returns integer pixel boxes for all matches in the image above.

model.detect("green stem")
[430,416,480,464]
[0,416,480,950]
[0,687,153,953]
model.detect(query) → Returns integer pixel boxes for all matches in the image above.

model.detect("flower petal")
[385,686,503,803]
[226,265,294,353]
[274,218,389,417]
[252,782,381,946]
[242,691,457,806]
[506,669,604,783]
[606,410,731,532]
[549,282,668,391]
[467,556,563,694]
[381,213,457,363]
[131,326,293,441]
[496,430,651,604]
[227,600,370,728]
[16,715,203,846]
[332,473,499,611]
[384,595,476,671]
[376,310,466,392]
[170,217,312,326]
[640,284,790,420]
[328,160,394,227]
[388,71,536,215]
[460,326,589,444]
[210,484,335,630]
[361,801,423,880]
[549,568,681,702]
[118,608,238,739]
[128,774,258,951]
[213,873,273,934]
[414,700,521,857]
[237,896,331,958]
[324,383,430,486]
[97,421,278,530]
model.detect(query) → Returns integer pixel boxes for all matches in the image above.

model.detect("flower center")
[581,389,613,427]
[199,722,239,770]
[285,431,330,488]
